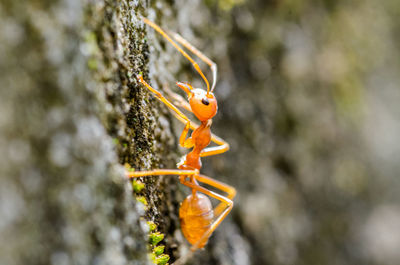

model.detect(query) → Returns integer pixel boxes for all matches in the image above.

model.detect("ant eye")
[201,98,210,105]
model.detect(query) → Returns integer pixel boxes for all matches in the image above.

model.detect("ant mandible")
[126,17,236,264]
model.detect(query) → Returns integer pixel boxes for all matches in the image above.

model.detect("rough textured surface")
[85,0,180,246]
[0,0,168,264]
[2,0,400,265]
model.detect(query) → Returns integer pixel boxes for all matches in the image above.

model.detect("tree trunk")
[2,1,400,265]
[0,0,177,264]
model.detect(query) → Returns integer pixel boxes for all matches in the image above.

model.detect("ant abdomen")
[179,193,214,248]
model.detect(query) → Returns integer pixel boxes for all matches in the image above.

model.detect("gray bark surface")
[0,1,174,264]
[2,1,400,265]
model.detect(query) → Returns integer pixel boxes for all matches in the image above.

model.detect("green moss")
[150,243,169,265]
[332,77,364,123]
[133,180,145,193]
[147,221,157,232]
[149,232,164,245]
[136,196,148,206]
[154,254,170,265]
[153,245,165,256]
[144,213,170,264]
[83,31,100,70]
[87,58,98,70]
[125,164,135,172]
[127,168,170,263]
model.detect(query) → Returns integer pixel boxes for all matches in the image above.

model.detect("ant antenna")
[167,31,218,93]
[142,17,214,94]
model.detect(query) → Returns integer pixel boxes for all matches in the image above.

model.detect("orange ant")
[126,18,236,264]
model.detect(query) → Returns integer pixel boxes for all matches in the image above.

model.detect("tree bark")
[0,0,176,264]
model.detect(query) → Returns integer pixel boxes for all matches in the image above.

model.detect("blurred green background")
[176,0,400,264]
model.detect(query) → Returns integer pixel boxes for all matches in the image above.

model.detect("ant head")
[177,82,218,121]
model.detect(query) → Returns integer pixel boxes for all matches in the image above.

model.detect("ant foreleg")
[179,122,194,148]
[164,85,192,113]
[137,76,196,149]
[137,75,190,125]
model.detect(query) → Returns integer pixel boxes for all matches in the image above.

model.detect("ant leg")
[164,104,229,156]
[195,174,236,216]
[142,18,211,94]
[200,133,230,158]
[127,169,235,264]
[179,122,194,148]
[172,179,233,265]
[138,75,189,125]
[137,76,195,149]
[126,169,198,179]
[180,180,234,251]
[164,85,192,113]
[167,108,229,154]
[167,30,218,92]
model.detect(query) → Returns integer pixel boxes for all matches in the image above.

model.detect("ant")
[126,17,236,264]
